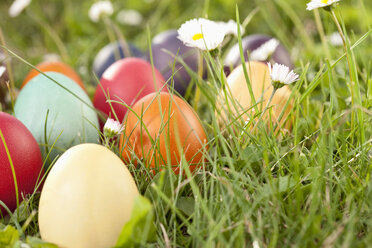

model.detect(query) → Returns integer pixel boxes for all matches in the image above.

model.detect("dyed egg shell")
[148,30,201,96]
[14,72,99,165]
[21,61,86,91]
[224,34,293,71]
[93,41,144,79]
[38,143,139,248]
[0,112,44,215]
[216,61,293,131]
[120,92,208,174]
[93,58,167,126]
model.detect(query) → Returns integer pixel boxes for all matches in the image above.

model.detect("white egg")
[38,143,139,248]
[217,61,293,131]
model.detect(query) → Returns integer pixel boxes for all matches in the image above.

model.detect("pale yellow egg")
[38,143,139,248]
[217,61,293,132]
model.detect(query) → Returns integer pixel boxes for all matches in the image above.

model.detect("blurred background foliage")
[0,0,371,89]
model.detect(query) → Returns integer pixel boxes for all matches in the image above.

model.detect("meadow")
[0,0,372,247]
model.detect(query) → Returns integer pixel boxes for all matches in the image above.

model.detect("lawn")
[1,0,372,247]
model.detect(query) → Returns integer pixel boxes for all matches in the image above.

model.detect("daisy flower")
[250,38,279,61]
[116,9,143,26]
[103,118,124,138]
[8,0,31,17]
[219,20,245,37]
[328,32,343,46]
[306,0,341,11]
[177,18,226,51]
[89,0,113,23]
[268,62,299,89]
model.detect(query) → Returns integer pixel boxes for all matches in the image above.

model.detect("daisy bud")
[103,118,123,138]
[328,32,343,46]
[116,9,143,26]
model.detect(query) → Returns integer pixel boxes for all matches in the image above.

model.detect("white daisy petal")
[268,63,299,88]
[218,20,245,37]
[8,0,31,18]
[177,18,226,51]
[89,1,113,23]
[306,0,341,11]
[250,38,279,61]
[103,118,124,137]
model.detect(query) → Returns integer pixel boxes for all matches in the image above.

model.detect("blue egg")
[93,41,144,79]
[14,72,99,166]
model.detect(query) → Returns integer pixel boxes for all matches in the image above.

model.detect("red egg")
[0,112,44,215]
[93,58,167,127]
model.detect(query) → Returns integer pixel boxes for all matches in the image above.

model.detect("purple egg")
[93,41,144,79]
[147,30,201,96]
[224,34,293,72]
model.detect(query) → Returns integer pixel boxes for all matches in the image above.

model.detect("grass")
[1,0,372,247]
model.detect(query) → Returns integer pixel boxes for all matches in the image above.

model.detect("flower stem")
[314,9,331,60]
[193,51,204,111]
[330,9,350,79]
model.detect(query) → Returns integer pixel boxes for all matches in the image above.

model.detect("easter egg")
[38,143,139,248]
[14,72,99,165]
[93,41,144,79]
[21,61,86,91]
[216,61,293,131]
[93,58,167,127]
[148,30,201,96]
[224,34,293,71]
[120,92,208,174]
[0,112,44,215]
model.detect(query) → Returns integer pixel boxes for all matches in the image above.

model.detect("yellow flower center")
[192,33,203,41]
[321,0,329,3]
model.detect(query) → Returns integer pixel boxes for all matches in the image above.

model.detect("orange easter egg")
[21,61,85,91]
[119,92,208,174]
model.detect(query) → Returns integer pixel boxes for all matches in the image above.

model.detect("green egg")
[14,72,99,166]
